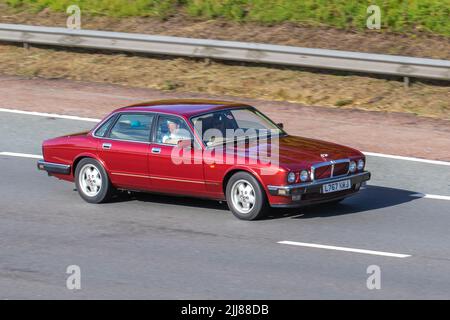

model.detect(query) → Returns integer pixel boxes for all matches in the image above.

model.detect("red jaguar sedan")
[37,99,370,220]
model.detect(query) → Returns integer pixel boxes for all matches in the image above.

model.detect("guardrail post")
[403,76,410,88]
[23,42,30,50]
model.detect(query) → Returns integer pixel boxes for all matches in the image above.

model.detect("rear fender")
[72,152,109,176]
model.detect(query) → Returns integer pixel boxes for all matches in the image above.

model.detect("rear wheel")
[226,172,268,220]
[75,158,114,203]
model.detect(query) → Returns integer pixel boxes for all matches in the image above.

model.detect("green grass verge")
[4,0,450,36]
[4,0,180,17]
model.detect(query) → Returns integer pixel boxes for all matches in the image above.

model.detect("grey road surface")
[0,112,449,299]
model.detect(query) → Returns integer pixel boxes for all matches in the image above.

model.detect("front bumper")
[267,171,371,207]
[37,160,71,175]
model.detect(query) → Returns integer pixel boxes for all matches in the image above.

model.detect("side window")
[108,113,154,142]
[94,115,116,137]
[156,115,192,145]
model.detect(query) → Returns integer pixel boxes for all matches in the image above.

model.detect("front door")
[148,114,205,195]
[97,112,155,190]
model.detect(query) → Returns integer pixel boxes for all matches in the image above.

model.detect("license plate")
[322,180,351,193]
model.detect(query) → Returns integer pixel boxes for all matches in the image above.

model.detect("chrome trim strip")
[151,176,205,184]
[92,111,161,140]
[92,112,117,137]
[111,172,151,179]
[268,171,369,191]
[111,172,209,185]
[94,136,152,144]
[92,111,203,149]
[189,106,286,150]
[205,181,220,186]
[92,111,154,144]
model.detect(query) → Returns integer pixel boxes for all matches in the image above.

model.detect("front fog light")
[300,170,309,182]
[287,172,296,183]
[357,159,365,171]
[349,161,356,173]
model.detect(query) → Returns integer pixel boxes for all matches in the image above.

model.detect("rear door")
[96,112,155,190]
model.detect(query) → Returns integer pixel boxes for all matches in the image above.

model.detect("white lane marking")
[278,241,411,258]
[0,108,100,122]
[0,152,43,159]
[411,193,450,201]
[363,151,450,166]
[1,107,449,167]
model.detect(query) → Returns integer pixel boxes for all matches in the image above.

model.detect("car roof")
[117,99,252,118]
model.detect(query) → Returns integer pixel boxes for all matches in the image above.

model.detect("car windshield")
[191,108,285,147]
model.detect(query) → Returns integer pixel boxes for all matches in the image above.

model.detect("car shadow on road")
[108,190,230,211]
[107,185,420,220]
[265,185,420,220]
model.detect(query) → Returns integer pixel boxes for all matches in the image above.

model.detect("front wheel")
[75,158,114,203]
[225,172,268,220]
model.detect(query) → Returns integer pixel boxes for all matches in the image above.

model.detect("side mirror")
[177,139,193,149]
[277,122,284,129]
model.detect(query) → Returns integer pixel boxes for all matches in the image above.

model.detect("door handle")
[151,147,161,154]
[102,143,112,150]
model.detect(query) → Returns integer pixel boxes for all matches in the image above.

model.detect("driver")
[162,119,188,144]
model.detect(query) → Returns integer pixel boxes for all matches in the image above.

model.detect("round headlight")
[300,170,309,182]
[287,172,296,184]
[357,159,365,171]
[349,161,357,173]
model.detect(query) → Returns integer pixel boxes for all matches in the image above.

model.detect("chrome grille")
[334,161,350,176]
[311,159,350,181]
[314,165,332,180]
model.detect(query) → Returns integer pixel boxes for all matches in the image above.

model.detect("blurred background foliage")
[4,0,450,36]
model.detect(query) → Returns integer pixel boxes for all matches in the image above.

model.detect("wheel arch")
[222,167,268,197]
[72,153,108,176]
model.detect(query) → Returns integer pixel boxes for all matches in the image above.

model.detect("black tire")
[225,171,268,220]
[75,158,114,203]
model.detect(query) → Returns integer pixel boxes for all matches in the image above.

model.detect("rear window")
[94,115,116,137]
